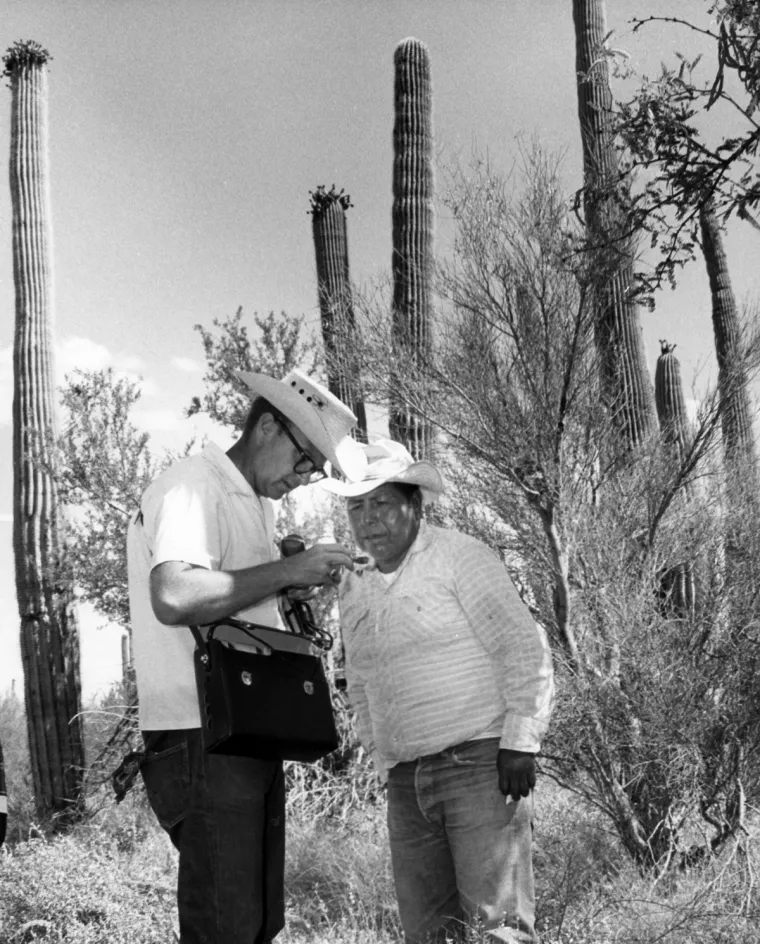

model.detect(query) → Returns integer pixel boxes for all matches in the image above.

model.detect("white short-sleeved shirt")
[127,442,281,730]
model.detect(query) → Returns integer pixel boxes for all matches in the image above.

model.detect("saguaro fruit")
[4,40,84,825]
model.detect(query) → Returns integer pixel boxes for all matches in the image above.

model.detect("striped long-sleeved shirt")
[339,522,555,777]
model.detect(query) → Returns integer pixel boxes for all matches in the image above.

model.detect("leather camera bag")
[190,617,339,762]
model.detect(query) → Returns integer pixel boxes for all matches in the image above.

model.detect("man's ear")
[254,411,278,441]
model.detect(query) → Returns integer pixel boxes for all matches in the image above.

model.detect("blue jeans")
[139,729,285,944]
[387,738,536,944]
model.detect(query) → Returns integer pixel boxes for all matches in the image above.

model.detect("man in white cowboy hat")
[127,368,363,944]
[323,440,554,944]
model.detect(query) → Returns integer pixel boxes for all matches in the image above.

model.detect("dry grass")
[2,691,760,943]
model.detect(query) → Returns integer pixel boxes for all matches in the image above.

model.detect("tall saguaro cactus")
[699,202,756,475]
[309,185,367,442]
[389,37,434,460]
[4,40,84,825]
[573,0,657,448]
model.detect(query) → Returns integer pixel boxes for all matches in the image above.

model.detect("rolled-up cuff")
[499,714,546,754]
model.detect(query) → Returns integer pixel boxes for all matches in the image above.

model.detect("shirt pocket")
[340,600,375,673]
[395,590,466,647]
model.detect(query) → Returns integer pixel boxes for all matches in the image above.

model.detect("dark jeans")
[387,738,536,944]
[140,729,285,944]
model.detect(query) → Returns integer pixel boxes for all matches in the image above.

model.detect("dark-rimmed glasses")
[275,418,328,483]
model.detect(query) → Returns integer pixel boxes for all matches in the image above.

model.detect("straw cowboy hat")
[234,368,366,480]
[320,438,444,504]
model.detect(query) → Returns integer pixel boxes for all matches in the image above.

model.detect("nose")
[357,501,378,525]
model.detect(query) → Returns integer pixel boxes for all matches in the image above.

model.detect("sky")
[1,0,758,698]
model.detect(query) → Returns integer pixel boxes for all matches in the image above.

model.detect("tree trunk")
[390,37,434,460]
[573,0,657,448]
[4,41,85,827]
[310,185,367,442]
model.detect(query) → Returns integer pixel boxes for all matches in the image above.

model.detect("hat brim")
[320,460,444,504]
[234,371,365,480]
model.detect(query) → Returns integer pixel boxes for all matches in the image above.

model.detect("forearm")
[150,558,297,626]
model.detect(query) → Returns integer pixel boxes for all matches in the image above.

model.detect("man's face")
[248,414,326,500]
[346,483,420,573]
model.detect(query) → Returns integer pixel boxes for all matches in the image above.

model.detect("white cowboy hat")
[233,368,367,480]
[319,438,444,504]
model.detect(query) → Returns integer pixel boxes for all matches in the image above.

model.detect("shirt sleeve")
[453,538,555,753]
[144,467,224,572]
[339,585,389,783]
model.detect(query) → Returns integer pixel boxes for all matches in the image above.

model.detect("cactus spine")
[573,0,657,448]
[4,40,84,825]
[310,185,367,442]
[389,37,434,460]
[699,202,756,474]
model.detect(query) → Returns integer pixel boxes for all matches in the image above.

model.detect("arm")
[454,540,555,797]
[141,468,354,627]
[339,589,389,783]
[151,543,355,626]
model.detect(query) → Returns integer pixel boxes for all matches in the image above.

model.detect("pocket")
[450,738,499,768]
[139,734,191,831]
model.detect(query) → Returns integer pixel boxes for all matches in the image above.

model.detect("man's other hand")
[497,749,536,802]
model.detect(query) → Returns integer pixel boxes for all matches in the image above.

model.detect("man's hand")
[497,749,536,802]
[283,543,356,588]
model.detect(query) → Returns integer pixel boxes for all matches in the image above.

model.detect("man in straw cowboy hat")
[322,440,554,944]
[127,369,364,944]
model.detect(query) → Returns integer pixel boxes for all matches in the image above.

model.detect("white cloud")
[132,407,184,432]
[57,336,113,376]
[0,335,157,428]
[171,356,202,373]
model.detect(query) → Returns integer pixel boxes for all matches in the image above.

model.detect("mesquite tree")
[4,40,85,825]
[573,0,657,448]
[352,148,760,869]
[615,1,760,295]
[309,185,367,442]
[389,37,434,460]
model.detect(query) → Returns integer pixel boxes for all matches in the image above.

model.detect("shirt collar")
[202,442,254,497]
[365,519,434,583]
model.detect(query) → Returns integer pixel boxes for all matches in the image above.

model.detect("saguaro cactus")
[309,185,367,442]
[573,0,657,448]
[699,202,756,475]
[4,40,84,825]
[655,341,695,618]
[389,37,434,460]
[654,341,691,460]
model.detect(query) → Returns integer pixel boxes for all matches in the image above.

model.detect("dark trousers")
[140,729,285,944]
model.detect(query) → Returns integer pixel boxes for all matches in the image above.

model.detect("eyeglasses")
[275,419,328,483]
